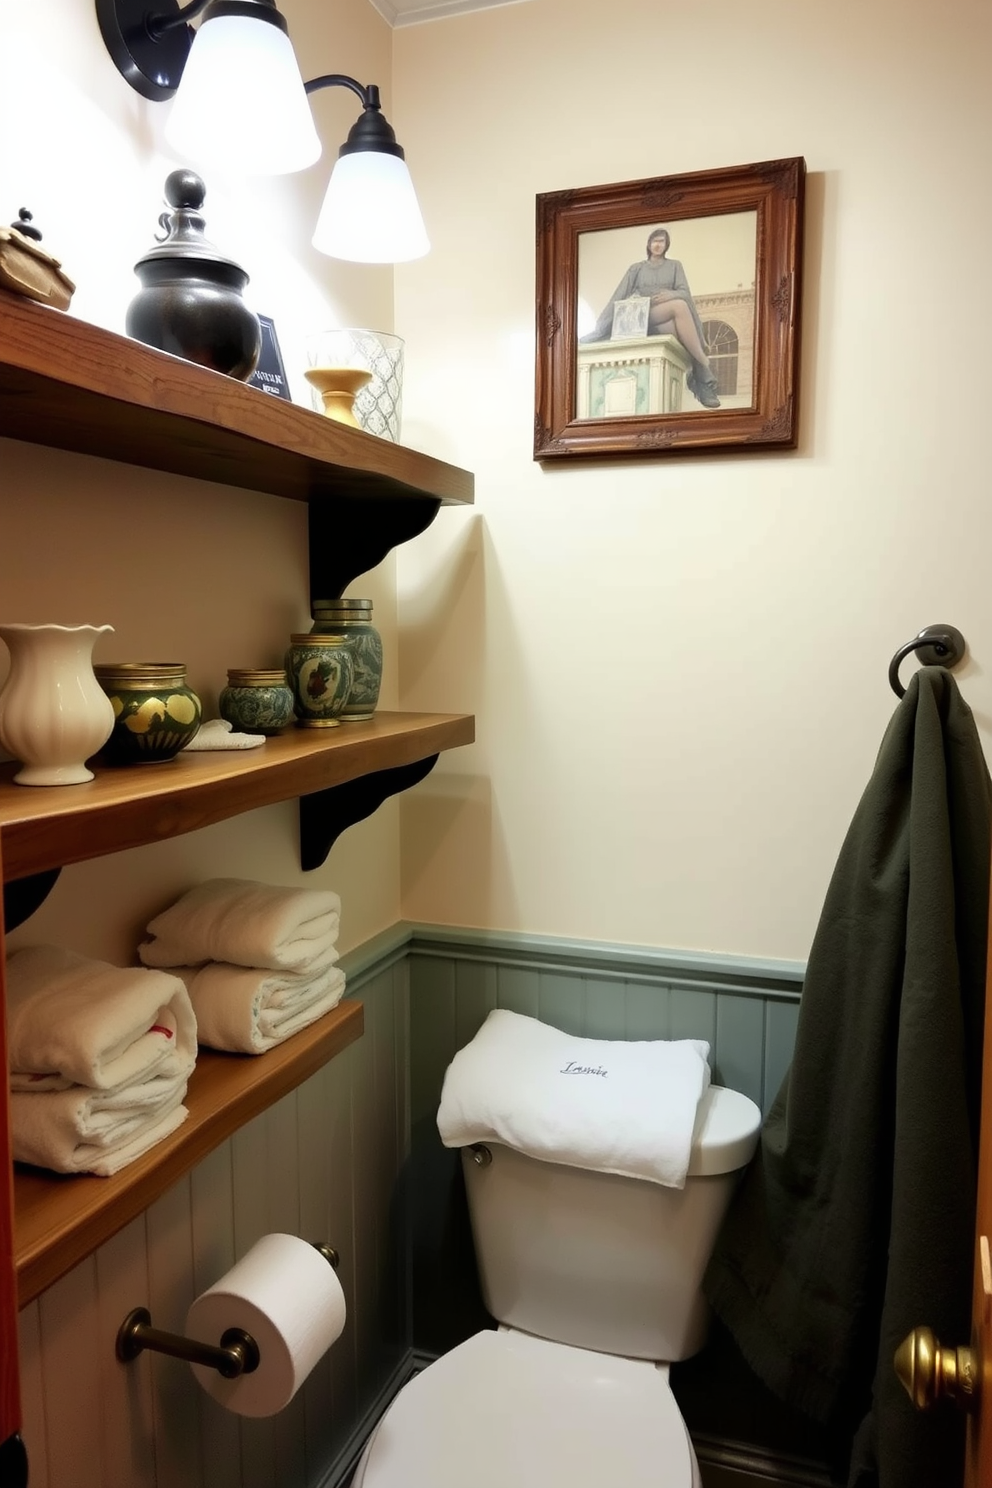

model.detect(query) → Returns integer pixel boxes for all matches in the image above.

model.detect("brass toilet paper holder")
[116,1242,339,1379]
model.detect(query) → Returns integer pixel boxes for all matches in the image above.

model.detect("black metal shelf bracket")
[299,755,439,870]
[308,495,441,601]
[3,753,446,924]
[3,868,62,932]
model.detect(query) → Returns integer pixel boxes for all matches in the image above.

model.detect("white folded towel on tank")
[139,878,341,973]
[436,1008,711,1189]
[173,962,347,1054]
[10,1070,190,1176]
[6,945,197,1092]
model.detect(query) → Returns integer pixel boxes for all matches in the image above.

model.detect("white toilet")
[350,1081,762,1488]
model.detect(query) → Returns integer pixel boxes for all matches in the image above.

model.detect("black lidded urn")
[126,169,261,381]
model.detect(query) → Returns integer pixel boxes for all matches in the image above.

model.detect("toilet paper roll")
[186,1232,346,1417]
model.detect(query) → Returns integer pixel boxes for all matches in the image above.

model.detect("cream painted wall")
[392,0,992,962]
[0,0,409,959]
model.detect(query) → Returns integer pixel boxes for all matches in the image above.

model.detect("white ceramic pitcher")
[0,623,116,786]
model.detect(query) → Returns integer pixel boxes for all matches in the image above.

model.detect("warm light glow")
[312,151,430,264]
[165,14,321,174]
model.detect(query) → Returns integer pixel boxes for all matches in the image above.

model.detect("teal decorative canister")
[94,662,202,763]
[219,669,294,735]
[285,634,355,728]
[310,599,382,721]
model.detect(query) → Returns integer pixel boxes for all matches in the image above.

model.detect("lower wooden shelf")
[13,998,364,1307]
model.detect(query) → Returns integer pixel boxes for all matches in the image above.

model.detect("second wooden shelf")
[0,712,475,883]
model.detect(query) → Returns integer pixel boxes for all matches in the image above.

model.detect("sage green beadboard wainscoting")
[406,926,806,1117]
[17,925,817,1488]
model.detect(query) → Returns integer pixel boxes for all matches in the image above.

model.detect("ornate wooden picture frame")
[534,157,805,461]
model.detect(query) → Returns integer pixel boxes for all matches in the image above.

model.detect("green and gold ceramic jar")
[94,662,202,763]
[310,599,382,721]
[285,634,355,728]
[219,668,294,735]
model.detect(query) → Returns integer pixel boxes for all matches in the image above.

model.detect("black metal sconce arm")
[96,0,402,165]
[304,75,404,160]
[144,0,212,39]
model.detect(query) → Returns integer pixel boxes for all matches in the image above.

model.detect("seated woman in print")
[581,227,720,409]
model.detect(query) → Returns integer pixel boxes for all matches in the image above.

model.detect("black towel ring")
[888,624,967,699]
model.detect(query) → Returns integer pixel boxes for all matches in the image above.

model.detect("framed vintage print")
[534,157,805,461]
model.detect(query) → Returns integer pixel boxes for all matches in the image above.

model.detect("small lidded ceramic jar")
[310,599,382,721]
[94,662,202,763]
[219,669,294,736]
[285,634,355,728]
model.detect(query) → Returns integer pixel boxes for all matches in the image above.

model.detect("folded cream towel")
[182,718,266,751]
[436,1008,711,1189]
[174,962,347,1054]
[139,878,341,973]
[6,945,197,1092]
[11,1076,189,1176]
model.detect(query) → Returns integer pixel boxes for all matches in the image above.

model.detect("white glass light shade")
[164,15,321,175]
[312,151,430,264]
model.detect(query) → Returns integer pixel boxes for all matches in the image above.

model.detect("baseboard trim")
[693,1434,834,1487]
[314,1350,424,1488]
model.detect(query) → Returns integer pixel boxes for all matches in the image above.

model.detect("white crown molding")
[367,0,531,28]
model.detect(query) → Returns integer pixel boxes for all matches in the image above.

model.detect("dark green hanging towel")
[704,667,991,1488]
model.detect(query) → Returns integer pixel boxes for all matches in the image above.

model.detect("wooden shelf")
[0,292,474,510]
[0,288,478,1435]
[13,998,364,1305]
[0,712,475,883]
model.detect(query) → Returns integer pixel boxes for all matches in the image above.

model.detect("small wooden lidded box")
[0,221,75,311]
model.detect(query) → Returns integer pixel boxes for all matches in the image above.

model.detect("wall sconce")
[95,0,430,262]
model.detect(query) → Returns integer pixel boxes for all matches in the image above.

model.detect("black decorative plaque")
[248,315,292,401]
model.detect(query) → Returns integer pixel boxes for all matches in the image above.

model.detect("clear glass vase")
[306,329,404,442]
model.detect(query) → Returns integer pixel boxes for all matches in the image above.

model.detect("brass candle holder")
[304,366,373,428]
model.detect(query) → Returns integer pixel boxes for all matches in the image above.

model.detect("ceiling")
[367,0,530,27]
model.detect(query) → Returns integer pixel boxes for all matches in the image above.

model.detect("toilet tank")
[461,1084,760,1363]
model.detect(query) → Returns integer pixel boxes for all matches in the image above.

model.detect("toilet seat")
[351,1327,698,1488]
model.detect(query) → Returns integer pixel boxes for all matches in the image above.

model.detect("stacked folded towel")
[139,878,346,1054]
[139,878,341,972]
[6,944,197,1176]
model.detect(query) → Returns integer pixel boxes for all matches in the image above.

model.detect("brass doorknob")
[894,1326,978,1413]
